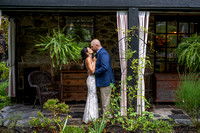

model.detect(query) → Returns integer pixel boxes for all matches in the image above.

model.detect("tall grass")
[175,73,200,124]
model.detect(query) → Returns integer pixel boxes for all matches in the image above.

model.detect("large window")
[154,15,200,73]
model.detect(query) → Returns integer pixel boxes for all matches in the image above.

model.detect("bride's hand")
[93,57,97,62]
[87,70,92,75]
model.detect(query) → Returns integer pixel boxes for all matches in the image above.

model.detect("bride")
[81,47,99,123]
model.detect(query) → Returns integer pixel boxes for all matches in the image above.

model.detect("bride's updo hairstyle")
[81,47,89,69]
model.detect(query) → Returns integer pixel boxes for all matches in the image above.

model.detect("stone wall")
[94,15,120,68]
[15,12,156,103]
[16,12,119,100]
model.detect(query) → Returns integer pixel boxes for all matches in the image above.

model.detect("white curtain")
[137,11,150,115]
[117,11,128,116]
[8,18,16,97]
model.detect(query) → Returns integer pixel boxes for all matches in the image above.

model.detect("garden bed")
[0,123,198,133]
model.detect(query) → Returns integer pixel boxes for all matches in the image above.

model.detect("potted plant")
[176,33,200,72]
[35,25,90,72]
[35,27,81,70]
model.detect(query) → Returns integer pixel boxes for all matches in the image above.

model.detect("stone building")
[1,0,200,114]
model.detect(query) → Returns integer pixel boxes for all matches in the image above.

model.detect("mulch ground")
[0,125,198,133]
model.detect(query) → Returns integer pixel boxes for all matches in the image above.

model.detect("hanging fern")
[35,27,81,69]
[176,33,200,72]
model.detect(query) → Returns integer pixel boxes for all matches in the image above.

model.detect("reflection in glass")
[155,62,165,73]
[179,22,188,33]
[167,20,177,33]
[167,48,176,61]
[156,21,166,33]
[167,63,178,73]
[190,22,198,33]
[155,34,166,47]
[178,34,189,43]
[167,34,177,47]
[155,48,165,61]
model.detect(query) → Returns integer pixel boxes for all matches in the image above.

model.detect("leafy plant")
[103,27,174,132]
[176,33,200,72]
[0,61,9,81]
[0,80,8,96]
[175,73,200,128]
[63,125,86,133]
[0,95,11,110]
[107,82,174,132]
[0,81,11,109]
[87,115,107,133]
[35,27,81,69]
[29,99,71,133]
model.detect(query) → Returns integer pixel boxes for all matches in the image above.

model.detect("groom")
[90,39,115,115]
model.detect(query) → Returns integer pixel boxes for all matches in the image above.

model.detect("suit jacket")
[94,47,115,87]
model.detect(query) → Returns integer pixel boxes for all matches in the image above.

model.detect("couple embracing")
[81,39,115,123]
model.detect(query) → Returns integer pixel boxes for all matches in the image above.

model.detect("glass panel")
[167,63,178,73]
[167,48,176,61]
[155,62,165,73]
[155,34,166,47]
[179,21,188,33]
[190,22,198,33]
[167,34,177,47]
[178,34,189,43]
[155,47,165,61]
[156,21,166,33]
[65,16,94,41]
[167,20,177,33]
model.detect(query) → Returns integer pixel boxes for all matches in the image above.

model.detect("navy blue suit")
[94,47,115,87]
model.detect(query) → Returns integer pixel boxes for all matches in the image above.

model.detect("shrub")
[0,61,9,81]
[0,81,11,109]
[29,99,86,133]
[175,73,200,126]
[0,80,8,96]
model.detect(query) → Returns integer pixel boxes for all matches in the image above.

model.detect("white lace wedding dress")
[83,74,99,123]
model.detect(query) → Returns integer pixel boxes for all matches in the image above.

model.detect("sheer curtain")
[137,11,150,115]
[117,11,128,116]
[8,18,16,97]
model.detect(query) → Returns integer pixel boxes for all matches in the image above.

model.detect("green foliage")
[175,73,200,126]
[35,27,81,69]
[63,125,86,133]
[0,16,9,53]
[107,83,174,133]
[0,80,8,96]
[0,81,11,110]
[176,33,200,72]
[43,99,69,116]
[87,115,107,133]
[0,95,11,110]
[29,99,72,133]
[0,61,9,81]
[104,26,174,132]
